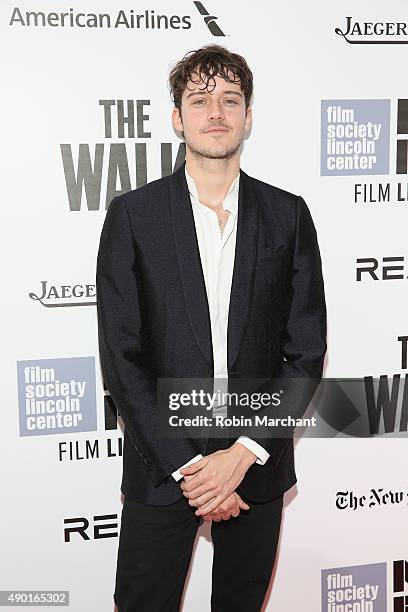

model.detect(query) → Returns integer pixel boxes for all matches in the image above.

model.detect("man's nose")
[207,99,225,120]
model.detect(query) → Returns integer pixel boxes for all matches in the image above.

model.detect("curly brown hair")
[169,44,253,112]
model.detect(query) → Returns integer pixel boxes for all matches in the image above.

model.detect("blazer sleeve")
[250,194,327,463]
[96,196,201,487]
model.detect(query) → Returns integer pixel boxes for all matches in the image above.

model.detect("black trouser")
[114,489,283,612]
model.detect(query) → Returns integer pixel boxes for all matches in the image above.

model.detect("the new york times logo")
[335,17,408,44]
[336,488,407,511]
[60,99,186,211]
[9,7,191,30]
[193,1,225,36]
[29,280,96,308]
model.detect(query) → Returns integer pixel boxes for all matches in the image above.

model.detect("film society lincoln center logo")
[17,357,97,436]
[321,562,386,611]
[321,100,390,176]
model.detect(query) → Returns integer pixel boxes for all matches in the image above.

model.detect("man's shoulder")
[111,173,171,212]
[245,171,299,209]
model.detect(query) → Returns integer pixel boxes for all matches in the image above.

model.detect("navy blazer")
[96,161,327,504]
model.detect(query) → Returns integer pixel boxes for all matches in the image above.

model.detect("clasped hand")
[179,444,256,521]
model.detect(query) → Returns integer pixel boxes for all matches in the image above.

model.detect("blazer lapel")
[227,169,259,371]
[169,163,214,369]
[168,163,259,373]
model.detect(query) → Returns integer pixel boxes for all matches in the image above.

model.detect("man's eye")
[193,99,206,104]
[225,99,238,104]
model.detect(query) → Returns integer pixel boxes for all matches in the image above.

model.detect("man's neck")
[185,155,240,209]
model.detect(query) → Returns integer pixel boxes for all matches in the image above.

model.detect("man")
[96,44,326,612]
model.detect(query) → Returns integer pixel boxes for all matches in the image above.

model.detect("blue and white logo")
[17,356,97,436]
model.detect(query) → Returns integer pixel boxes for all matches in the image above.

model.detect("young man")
[96,44,327,612]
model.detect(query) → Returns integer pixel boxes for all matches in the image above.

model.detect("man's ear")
[244,106,253,132]
[172,106,183,133]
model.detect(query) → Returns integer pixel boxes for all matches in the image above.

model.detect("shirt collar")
[185,165,240,216]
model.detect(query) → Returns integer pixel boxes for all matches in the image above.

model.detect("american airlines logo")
[193,1,226,36]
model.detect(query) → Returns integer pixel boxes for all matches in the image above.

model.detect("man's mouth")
[204,127,229,133]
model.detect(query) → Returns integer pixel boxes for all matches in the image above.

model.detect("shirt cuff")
[171,454,204,481]
[236,437,270,465]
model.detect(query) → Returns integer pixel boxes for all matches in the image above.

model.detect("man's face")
[172,71,252,160]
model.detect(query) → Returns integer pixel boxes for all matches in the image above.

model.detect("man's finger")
[235,493,250,510]
[227,501,240,517]
[200,491,240,519]
[182,480,215,498]
[180,477,206,493]
[179,458,207,475]
[182,473,199,483]
[195,496,224,516]
[187,491,217,508]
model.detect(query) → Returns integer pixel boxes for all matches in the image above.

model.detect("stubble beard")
[185,134,243,161]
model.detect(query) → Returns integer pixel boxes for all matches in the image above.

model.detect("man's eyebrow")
[185,89,243,99]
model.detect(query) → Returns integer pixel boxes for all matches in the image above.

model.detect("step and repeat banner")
[2,1,408,610]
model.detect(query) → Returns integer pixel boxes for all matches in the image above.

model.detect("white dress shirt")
[171,166,270,481]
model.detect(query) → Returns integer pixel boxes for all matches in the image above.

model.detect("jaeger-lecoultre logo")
[335,16,408,44]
